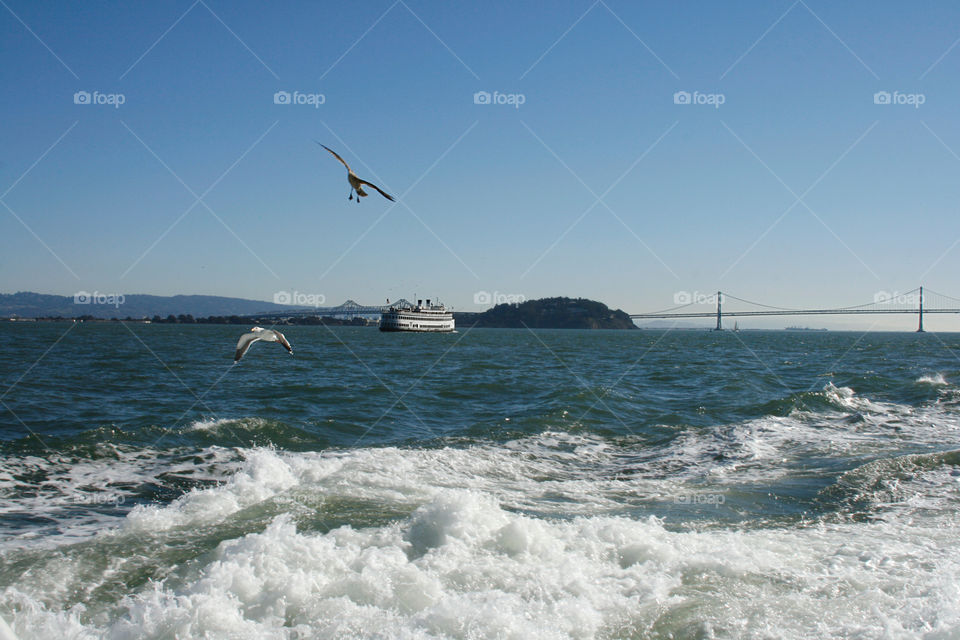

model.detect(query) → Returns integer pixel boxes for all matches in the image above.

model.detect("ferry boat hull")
[379,324,454,332]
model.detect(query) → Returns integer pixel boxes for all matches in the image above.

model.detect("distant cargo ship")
[785,326,828,331]
[379,299,454,332]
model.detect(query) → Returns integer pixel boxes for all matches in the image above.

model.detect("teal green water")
[3,324,957,442]
[1,323,959,638]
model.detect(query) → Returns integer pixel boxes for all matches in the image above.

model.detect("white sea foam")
[4,386,958,550]
[4,473,959,639]
[821,381,893,414]
[917,372,948,386]
[124,447,298,533]
[0,442,240,550]
[4,395,960,638]
[183,417,238,432]
[0,417,299,549]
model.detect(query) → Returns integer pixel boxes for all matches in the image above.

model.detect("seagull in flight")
[316,142,395,203]
[234,327,293,362]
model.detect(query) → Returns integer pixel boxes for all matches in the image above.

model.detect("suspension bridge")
[252,289,960,331]
[630,287,960,332]
[249,299,417,319]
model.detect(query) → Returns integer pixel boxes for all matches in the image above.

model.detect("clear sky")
[2,1,960,329]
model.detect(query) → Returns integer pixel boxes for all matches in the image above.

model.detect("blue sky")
[2,0,960,329]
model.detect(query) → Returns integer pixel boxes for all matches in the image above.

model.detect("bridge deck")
[631,308,960,319]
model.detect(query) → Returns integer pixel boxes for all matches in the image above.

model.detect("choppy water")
[2,323,960,638]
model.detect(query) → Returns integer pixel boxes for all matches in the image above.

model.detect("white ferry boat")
[379,299,454,332]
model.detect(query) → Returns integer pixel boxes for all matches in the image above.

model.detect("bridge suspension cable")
[720,293,799,312]
[830,287,921,312]
[630,286,960,330]
[724,288,926,313]
[636,300,701,316]
[924,288,960,305]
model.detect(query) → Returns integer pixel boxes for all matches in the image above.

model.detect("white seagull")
[234,327,293,362]
[316,142,395,203]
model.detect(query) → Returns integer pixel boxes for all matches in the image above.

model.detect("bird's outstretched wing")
[358,179,395,202]
[274,330,293,354]
[316,142,351,171]
[234,332,261,362]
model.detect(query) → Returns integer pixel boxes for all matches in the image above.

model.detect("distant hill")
[0,291,311,319]
[456,297,637,329]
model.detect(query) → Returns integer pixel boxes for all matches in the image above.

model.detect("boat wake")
[2,384,960,638]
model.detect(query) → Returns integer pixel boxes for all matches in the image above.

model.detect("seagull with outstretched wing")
[234,327,293,362]
[316,142,395,203]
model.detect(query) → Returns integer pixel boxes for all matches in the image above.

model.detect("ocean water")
[1,323,960,639]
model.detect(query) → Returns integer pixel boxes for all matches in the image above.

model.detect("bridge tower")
[917,286,925,333]
[714,291,722,331]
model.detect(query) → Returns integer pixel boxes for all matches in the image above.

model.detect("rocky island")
[455,297,637,329]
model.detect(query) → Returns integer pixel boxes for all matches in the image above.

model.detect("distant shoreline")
[0,295,640,330]
[5,318,955,333]
[1,315,377,326]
